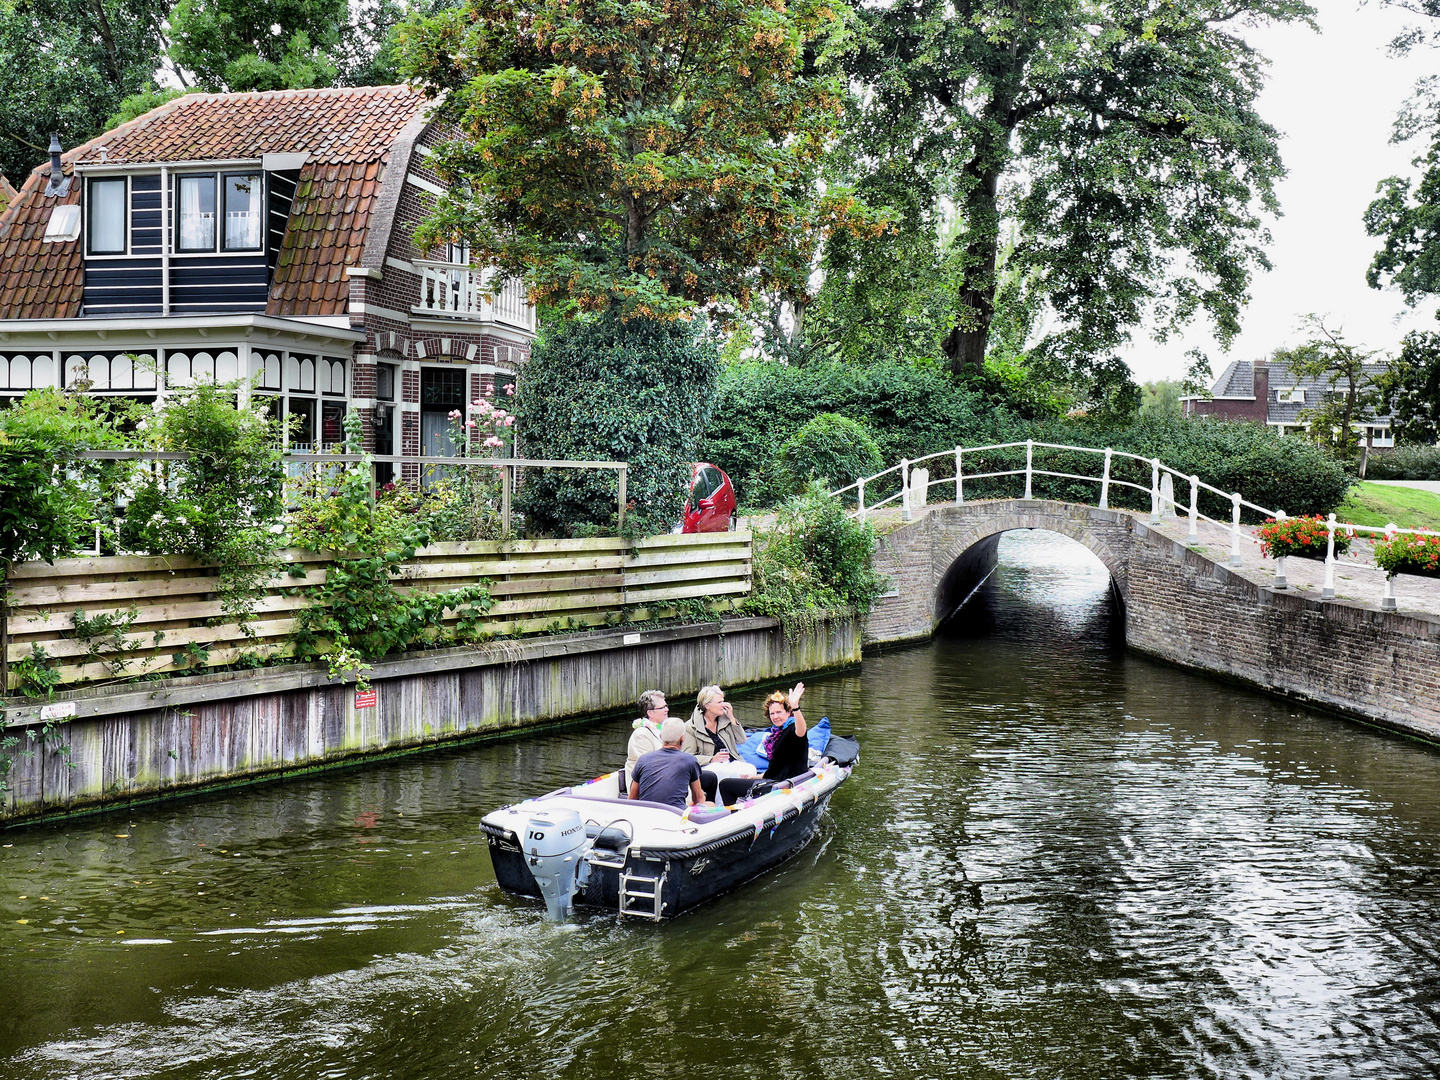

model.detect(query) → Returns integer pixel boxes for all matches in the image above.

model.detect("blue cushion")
[736,717,831,769]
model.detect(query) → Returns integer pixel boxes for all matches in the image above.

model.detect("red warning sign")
[354,689,378,710]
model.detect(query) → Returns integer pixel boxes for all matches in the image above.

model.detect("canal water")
[4,531,1440,1078]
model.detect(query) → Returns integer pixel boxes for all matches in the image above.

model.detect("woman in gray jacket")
[683,685,747,766]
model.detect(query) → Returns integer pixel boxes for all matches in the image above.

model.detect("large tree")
[168,0,348,91]
[398,0,885,319]
[1364,2,1440,310]
[836,0,1311,383]
[0,0,168,181]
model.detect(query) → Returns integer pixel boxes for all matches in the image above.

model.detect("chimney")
[1253,362,1270,424]
[43,134,70,198]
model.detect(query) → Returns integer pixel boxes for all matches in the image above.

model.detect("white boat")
[481,736,858,921]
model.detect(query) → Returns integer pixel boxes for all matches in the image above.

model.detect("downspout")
[161,166,170,315]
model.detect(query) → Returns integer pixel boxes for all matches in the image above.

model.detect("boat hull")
[485,790,835,919]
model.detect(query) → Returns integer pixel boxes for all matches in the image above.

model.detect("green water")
[3,531,1440,1077]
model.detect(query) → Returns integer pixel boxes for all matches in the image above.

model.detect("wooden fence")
[2,531,752,690]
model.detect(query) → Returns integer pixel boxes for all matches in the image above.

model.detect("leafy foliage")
[0,387,133,567]
[514,312,720,537]
[1254,516,1349,560]
[1382,330,1440,445]
[118,381,286,628]
[0,0,169,180]
[1274,316,1387,460]
[289,413,493,683]
[742,483,887,637]
[835,0,1310,383]
[399,0,885,320]
[776,413,883,493]
[1364,442,1440,481]
[168,0,346,91]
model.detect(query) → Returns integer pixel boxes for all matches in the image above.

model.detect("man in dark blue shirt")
[629,719,706,810]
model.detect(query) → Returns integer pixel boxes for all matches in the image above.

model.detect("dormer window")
[87,178,126,254]
[177,171,263,252]
[177,175,216,251]
[223,174,263,250]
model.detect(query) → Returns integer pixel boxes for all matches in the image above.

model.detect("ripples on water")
[4,530,1440,1078]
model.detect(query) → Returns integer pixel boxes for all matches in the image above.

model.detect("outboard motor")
[523,809,589,922]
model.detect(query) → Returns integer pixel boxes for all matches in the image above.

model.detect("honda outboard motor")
[523,809,588,922]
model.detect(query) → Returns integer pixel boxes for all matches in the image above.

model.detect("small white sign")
[623,633,642,646]
[39,702,77,721]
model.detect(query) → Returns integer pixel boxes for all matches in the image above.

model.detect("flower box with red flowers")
[1373,531,1440,579]
[1254,515,1350,560]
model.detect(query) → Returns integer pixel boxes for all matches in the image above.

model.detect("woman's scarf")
[762,718,794,761]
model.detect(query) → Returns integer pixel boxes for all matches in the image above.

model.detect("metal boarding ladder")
[618,862,667,920]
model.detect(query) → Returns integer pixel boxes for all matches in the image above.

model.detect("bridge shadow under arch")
[916,504,1134,632]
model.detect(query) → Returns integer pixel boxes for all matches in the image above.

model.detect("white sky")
[1122,0,1438,384]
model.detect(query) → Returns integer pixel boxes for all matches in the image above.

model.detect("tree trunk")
[944,59,1022,378]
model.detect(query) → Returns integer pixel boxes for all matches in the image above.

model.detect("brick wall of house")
[1188,364,1270,423]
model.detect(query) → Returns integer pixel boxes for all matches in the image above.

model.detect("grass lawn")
[1335,482,1440,532]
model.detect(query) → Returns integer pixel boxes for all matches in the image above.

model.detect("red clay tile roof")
[0,166,84,320]
[269,159,385,316]
[0,86,430,321]
[0,174,16,212]
[69,85,427,167]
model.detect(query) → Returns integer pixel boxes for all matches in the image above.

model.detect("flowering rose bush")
[422,387,516,541]
[1372,532,1440,579]
[1254,515,1350,560]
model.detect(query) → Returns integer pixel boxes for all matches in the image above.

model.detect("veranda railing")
[833,439,1439,613]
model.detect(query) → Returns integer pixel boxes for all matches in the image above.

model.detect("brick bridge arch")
[868,499,1137,642]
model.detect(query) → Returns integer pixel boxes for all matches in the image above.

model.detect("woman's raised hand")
[787,682,805,709]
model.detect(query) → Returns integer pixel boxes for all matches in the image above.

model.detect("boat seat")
[558,792,685,816]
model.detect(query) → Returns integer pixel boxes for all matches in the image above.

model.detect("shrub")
[289,414,493,683]
[1255,516,1351,560]
[742,483,887,636]
[119,382,286,627]
[1364,444,1440,481]
[1373,531,1440,579]
[0,388,135,567]
[705,361,1008,507]
[776,413,884,493]
[515,311,720,536]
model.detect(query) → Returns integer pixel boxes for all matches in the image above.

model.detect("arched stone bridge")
[862,498,1440,745]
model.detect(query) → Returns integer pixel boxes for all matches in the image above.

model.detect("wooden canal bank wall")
[0,616,861,826]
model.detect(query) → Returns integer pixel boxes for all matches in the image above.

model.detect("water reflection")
[4,530,1440,1077]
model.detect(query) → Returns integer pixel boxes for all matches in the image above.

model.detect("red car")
[681,462,736,532]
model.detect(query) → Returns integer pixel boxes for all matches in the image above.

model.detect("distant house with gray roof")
[1183,358,1394,447]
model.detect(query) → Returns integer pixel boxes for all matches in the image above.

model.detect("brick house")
[1183,358,1394,447]
[0,86,535,480]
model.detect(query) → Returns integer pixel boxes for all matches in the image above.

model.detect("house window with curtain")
[87,178,127,255]
[223,173,263,251]
[177,175,217,252]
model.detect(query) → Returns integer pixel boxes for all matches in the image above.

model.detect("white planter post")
[1149,459,1161,524]
[955,446,963,505]
[1024,440,1034,500]
[1322,513,1337,599]
[858,476,866,520]
[1099,448,1112,510]
[1382,522,1398,611]
[1230,493,1242,566]
[1273,510,1288,590]
[900,458,911,521]
[1187,476,1199,544]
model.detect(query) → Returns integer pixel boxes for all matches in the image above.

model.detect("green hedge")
[1364,444,1440,481]
[515,312,721,536]
[776,413,884,493]
[703,362,1352,520]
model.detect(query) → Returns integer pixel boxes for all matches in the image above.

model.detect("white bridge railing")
[831,439,1440,613]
